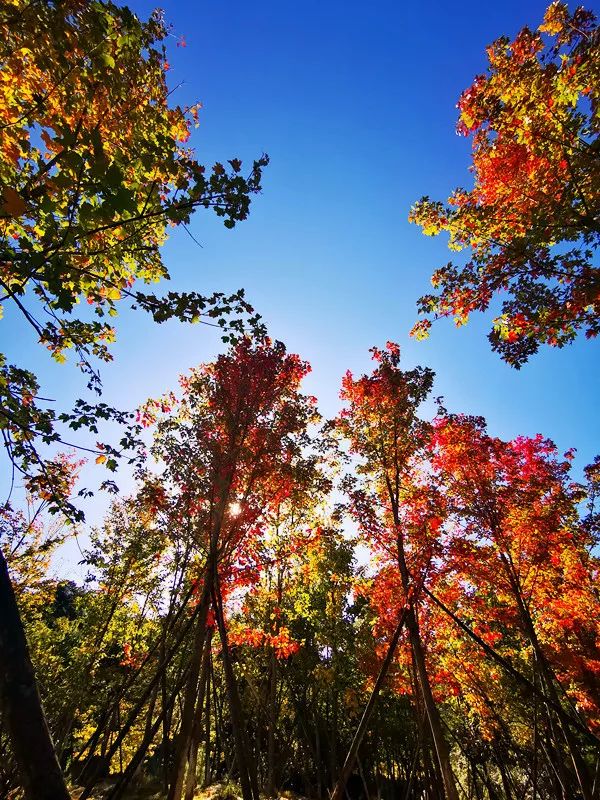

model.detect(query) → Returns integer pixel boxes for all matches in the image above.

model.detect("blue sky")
[3,0,599,564]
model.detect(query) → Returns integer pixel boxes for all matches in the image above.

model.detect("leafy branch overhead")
[409,2,599,367]
[0,0,268,507]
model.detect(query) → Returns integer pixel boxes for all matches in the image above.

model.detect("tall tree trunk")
[331,606,410,800]
[75,575,196,766]
[204,656,212,787]
[503,557,594,800]
[106,665,191,800]
[0,550,71,800]
[266,650,277,796]
[212,577,259,800]
[406,608,458,800]
[392,524,458,800]
[184,630,213,800]
[161,631,171,794]
[78,586,203,797]
[168,573,213,800]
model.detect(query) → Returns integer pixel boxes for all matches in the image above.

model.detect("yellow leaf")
[96,454,107,464]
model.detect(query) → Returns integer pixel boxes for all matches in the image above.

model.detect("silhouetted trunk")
[503,555,594,800]
[392,523,458,800]
[204,657,212,787]
[331,606,410,800]
[75,575,196,767]
[406,608,458,800]
[168,571,213,800]
[266,650,277,796]
[0,550,71,800]
[213,577,259,800]
[184,630,212,800]
[79,588,205,800]
[106,664,191,800]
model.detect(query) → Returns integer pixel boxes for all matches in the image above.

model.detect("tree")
[409,2,599,367]
[429,415,600,798]
[0,484,79,800]
[0,2,267,795]
[0,0,267,510]
[141,338,318,800]
[335,343,459,800]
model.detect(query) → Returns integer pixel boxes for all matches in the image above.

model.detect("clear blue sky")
[4,0,599,566]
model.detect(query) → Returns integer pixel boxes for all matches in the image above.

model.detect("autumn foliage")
[410,2,599,366]
[1,2,599,800]
[0,0,267,516]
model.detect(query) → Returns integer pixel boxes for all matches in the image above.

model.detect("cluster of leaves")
[0,0,268,511]
[410,2,599,366]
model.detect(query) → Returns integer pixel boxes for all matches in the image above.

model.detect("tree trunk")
[266,649,278,796]
[0,550,71,800]
[204,656,212,787]
[392,525,458,800]
[168,573,213,800]
[184,630,213,800]
[78,589,204,800]
[212,577,258,800]
[406,608,458,800]
[331,606,410,800]
[106,665,191,800]
[504,558,594,800]
[75,575,197,766]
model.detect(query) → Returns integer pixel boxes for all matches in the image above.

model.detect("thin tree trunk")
[391,525,457,800]
[266,649,278,796]
[106,665,191,800]
[331,606,410,800]
[496,754,515,800]
[162,631,171,794]
[505,562,594,800]
[212,577,258,800]
[75,574,196,765]
[480,762,502,800]
[78,589,203,797]
[168,574,213,800]
[204,656,212,787]
[316,722,322,800]
[406,609,458,800]
[184,630,213,800]
[0,550,71,800]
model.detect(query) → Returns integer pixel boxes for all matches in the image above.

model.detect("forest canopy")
[0,2,599,800]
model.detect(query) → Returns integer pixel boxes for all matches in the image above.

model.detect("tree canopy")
[0,0,267,511]
[409,2,599,367]
[1,2,599,800]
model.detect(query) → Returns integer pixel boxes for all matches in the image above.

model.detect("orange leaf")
[2,187,27,217]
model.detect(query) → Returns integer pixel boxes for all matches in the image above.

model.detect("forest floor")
[78,781,302,800]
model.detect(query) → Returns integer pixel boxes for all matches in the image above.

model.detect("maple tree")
[335,342,459,800]
[428,415,600,799]
[409,2,599,367]
[122,338,319,800]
